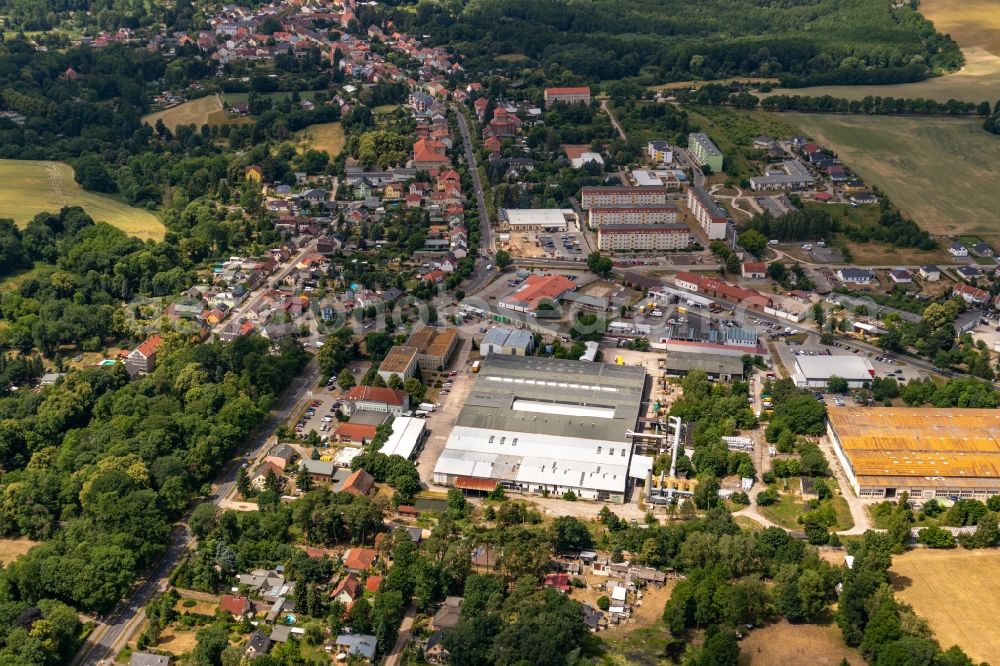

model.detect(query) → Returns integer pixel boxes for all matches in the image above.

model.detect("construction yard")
[891,548,1000,663]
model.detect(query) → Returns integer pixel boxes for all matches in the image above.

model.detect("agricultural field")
[891,549,1000,663]
[142,94,250,132]
[784,113,1000,236]
[0,160,164,240]
[738,621,863,666]
[296,122,345,157]
[0,538,38,565]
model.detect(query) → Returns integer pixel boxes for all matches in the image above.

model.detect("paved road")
[453,105,493,295]
[382,605,416,666]
[73,359,321,665]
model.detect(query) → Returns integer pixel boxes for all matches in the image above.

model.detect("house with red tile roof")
[343,548,378,572]
[364,576,382,593]
[330,573,363,605]
[411,138,450,170]
[219,594,252,618]
[341,469,375,497]
[343,385,409,415]
[333,422,378,445]
[125,334,164,378]
[544,573,572,593]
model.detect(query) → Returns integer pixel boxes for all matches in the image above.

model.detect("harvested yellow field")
[142,94,251,132]
[297,122,345,157]
[739,621,863,666]
[0,538,39,564]
[891,549,1000,664]
[0,160,164,240]
[920,0,1000,56]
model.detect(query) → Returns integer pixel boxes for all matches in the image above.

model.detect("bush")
[917,525,955,548]
[596,595,610,611]
[182,599,198,608]
[562,490,578,501]
[730,491,750,506]
[756,487,780,506]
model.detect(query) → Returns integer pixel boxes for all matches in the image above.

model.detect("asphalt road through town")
[73,359,320,665]
[453,105,494,294]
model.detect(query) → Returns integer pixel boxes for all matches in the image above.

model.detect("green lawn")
[760,478,854,532]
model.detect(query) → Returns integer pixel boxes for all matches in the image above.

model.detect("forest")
[391,0,962,85]
[0,330,307,661]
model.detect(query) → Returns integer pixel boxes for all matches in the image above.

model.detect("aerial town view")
[1,0,1000,665]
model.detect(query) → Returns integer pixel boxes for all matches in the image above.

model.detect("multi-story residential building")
[580,186,668,209]
[597,224,691,252]
[543,86,591,106]
[686,186,728,240]
[588,204,678,226]
[687,132,724,172]
[647,140,673,164]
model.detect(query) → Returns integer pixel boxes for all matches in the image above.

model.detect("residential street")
[453,104,494,295]
[73,359,321,665]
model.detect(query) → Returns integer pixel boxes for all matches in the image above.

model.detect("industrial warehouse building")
[379,416,426,460]
[498,208,576,232]
[792,355,874,388]
[432,355,647,502]
[827,407,1000,500]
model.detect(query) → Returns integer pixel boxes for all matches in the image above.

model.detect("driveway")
[382,605,416,666]
[415,342,474,489]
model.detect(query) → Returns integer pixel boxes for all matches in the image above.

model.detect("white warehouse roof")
[794,355,874,381]
[501,208,576,227]
[379,416,425,459]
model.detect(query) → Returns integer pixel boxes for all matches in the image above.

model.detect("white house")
[918,265,940,282]
[836,268,874,285]
[948,242,969,257]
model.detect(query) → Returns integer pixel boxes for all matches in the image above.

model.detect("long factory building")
[827,407,1000,501]
[432,355,647,503]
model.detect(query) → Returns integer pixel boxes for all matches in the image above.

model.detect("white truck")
[418,402,437,412]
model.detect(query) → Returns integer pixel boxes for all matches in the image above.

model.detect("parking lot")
[294,393,341,438]
[503,228,588,260]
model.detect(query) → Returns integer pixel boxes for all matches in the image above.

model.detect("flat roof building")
[686,186,728,240]
[662,351,745,381]
[828,407,1000,500]
[405,327,461,372]
[432,355,647,502]
[378,346,418,382]
[379,416,426,460]
[687,132,724,173]
[499,208,576,231]
[589,204,678,227]
[749,160,815,191]
[597,224,691,252]
[793,355,874,388]
[481,327,535,356]
[580,186,668,210]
